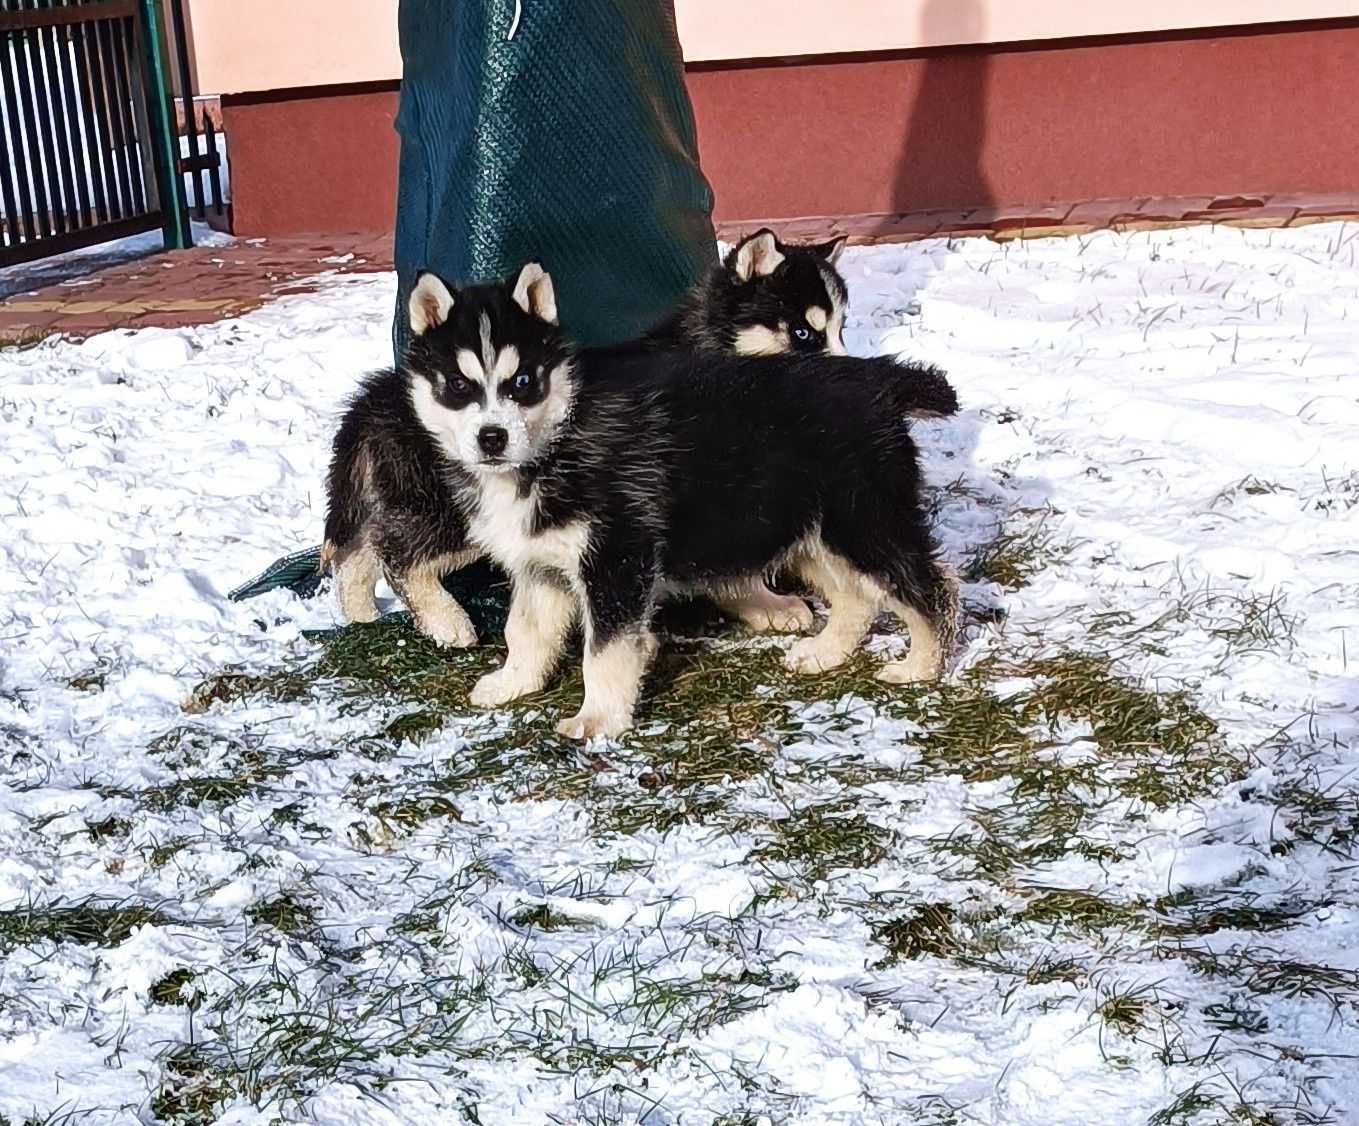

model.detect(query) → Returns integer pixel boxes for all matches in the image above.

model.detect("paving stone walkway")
[0,235,392,345]
[5,193,1359,345]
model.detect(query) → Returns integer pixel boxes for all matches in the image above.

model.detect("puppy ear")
[512,261,558,324]
[409,272,455,335]
[732,229,785,282]
[815,235,848,265]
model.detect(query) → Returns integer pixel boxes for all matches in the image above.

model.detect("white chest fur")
[468,474,589,582]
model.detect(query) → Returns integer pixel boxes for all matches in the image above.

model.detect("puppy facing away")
[407,264,958,740]
[323,235,960,646]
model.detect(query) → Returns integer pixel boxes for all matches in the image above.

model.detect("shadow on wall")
[891,0,993,220]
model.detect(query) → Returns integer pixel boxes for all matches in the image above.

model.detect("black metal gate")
[0,0,188,267]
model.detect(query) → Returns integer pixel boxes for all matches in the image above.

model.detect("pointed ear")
[511,261,558,324]
[815,235,848,265]
[409,272,455,336]
[732,229,785,282]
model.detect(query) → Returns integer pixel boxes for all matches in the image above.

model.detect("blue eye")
[513,372,533,392]
[792,326,813,342]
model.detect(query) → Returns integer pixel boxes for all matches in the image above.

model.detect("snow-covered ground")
[1,223,1357,1125]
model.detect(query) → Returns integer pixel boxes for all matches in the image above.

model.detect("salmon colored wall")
[685,21,1359,221]
[220,21,1359,237]
[186,0,1359,94]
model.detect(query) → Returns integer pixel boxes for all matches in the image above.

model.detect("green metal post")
[138,0,191,250]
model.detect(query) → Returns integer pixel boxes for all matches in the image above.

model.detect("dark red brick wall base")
[220,20,1359,239]
[221,83,400,238]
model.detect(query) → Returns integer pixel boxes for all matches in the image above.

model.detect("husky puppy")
[324,234,958,645]
[650,227,957,416]
[404,265,958,739]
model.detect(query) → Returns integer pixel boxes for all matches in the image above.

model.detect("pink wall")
[187,0,1359,94]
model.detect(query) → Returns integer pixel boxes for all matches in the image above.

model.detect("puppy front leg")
[556,534,659,740]
[391,548,481,648]
[470,571,577,707]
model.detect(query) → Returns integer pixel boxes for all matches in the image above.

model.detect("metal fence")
[0,0,188,267]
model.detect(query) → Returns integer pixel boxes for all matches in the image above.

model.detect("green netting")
[392,0,718,358]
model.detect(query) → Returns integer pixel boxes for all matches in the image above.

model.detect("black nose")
[478,425,508,457]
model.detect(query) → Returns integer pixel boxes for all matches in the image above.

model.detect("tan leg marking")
[556,628,657,740]
[470,575,577,707]
[392,549,480,648]
[784,540,882,674]
[334,542,382,624]
[714,580,815,633]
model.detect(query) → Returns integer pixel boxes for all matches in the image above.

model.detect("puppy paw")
[784,635,851,675]
[880,646,945,681]
[470,667,537,708]
[741,594,815,633]
[555,710,631,740]
[417,605,478,649]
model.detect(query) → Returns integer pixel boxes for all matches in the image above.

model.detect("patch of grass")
[182,667,310,713]
[905,651,1225,805]
[1095,981,1153,1035]
[871,903,959,965]
[64,660,112,692]
[1019,889,1145,935]
[147,837,192,869]
[86,815,131,843]
[0,899,173,951]
[142,774,267,813]
[369,793,463,834]
[1154,889,1324,936]
[150,1044,235,1125]
[384,709,446,744]
[624,965,797,1038]
[509,904,595,931]
[150,968,199,1007]
[246,892,317,936]
[750,802,895,883]
[1149,1085,1226,1126]
[964,519,1066,588]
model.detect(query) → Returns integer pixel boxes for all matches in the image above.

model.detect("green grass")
[0,899,173,951]
[871,902,959,965]
[150,968,200,1007]
[246,892,317,936]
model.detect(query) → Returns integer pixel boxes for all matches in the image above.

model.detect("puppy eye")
[791,326,813,342]
[512,371,533,393]
[447,376,475,397]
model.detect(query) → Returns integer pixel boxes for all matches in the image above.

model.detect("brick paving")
[0,235,392,345]
[4,193,1359,345]
[726,191,1359,248]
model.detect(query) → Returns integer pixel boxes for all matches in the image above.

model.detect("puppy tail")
[883,359,959,419]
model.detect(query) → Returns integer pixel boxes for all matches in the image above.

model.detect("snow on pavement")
[1,223,1357,1124]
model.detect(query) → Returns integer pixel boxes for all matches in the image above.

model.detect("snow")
[2,222,1358,1124]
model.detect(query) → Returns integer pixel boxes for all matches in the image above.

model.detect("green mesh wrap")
[392,0,717,358]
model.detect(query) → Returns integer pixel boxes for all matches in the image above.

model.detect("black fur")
[517,347,955,650]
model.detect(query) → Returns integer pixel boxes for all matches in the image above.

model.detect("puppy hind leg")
[784,544,881,674]
[877,557,960,684]
[471,574,578,707]
[332,541,382,624]
[714,579,815,633]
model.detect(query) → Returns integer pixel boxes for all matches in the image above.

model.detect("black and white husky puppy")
[652,228,852,357]
[387,265,958,739]
[322,232,957,644]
